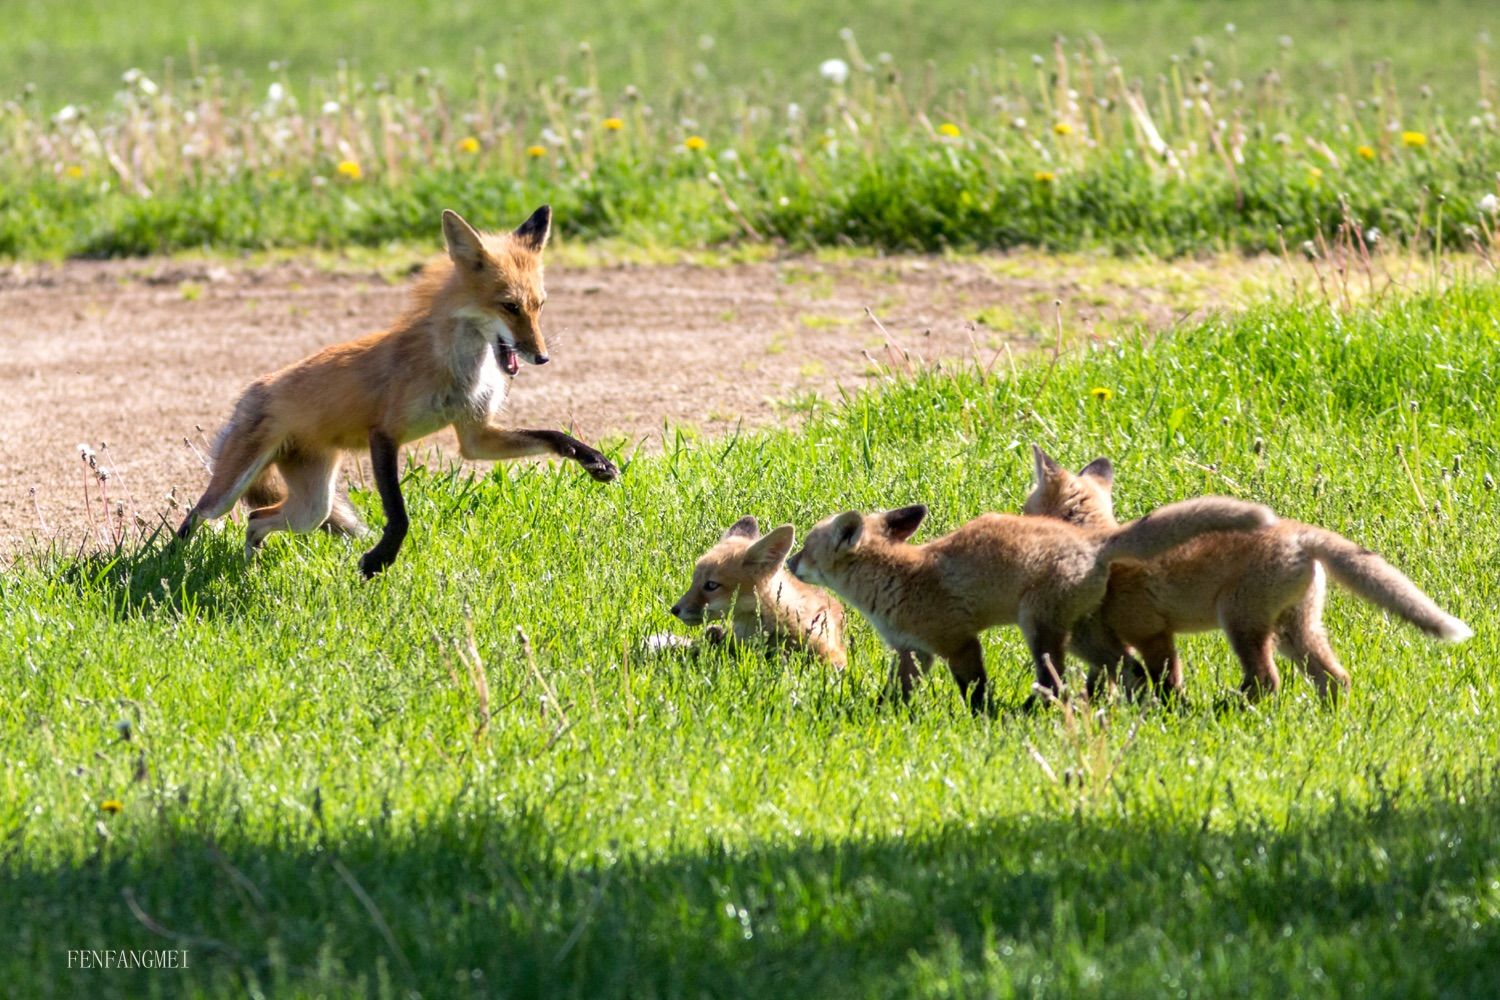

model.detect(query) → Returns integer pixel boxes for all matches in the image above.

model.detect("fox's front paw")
[359,549,394,579]
[703,624,728,645]
[578,450,619,482]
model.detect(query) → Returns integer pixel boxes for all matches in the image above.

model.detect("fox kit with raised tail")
[788,454,1277,711]
[177,206,619,576]
[671,516,847,667]
[1023,450,1472,699]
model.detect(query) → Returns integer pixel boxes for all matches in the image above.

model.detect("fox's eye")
[703,581,720,592]
[499,301,520,315]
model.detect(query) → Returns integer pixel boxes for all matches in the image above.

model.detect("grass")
[4,277,1498,996]
[5,4,1500,259]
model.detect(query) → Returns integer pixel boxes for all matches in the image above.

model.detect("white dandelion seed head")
[1479,193,1499,215]
[321,100,340,115]
[267,82,286,104]
[820,58,850,86]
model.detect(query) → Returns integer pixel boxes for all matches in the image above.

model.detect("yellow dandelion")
[1307,166,1324,185]
[100,799,123,814]
[1401,130,1428,148]
[64,165,84,179]
[602,117,625,131]
[1356,144,1376,161]
[1053,122,1075,136]
[684,135,708,151]
[937,122,962,138]
[1089,386,1114,402]
[457,136,480,155]
[1033,170,1057,184]
[335,159,362,181]
[526,144,547,158]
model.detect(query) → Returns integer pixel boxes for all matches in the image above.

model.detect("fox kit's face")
[1022,446,1116,529]
[788,505,927,588]
[443,206,552,376]
[670,517,796,625]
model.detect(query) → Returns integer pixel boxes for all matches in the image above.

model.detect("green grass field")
[4,278,1497,997]
[4,0,1499,259]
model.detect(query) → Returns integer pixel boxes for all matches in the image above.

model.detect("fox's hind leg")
[177,424,278,540]
[320,481,369,538]
[244,451,340,556]
[1275,566,1349,697]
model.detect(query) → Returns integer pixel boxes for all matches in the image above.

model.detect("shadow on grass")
[7,767,1500,998]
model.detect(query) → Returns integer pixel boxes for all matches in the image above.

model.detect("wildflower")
[684,135,708,151]
[267,82,286,104]
[100,799,123,814]
[1401,130,1428,148]
[820,58,850,86]
[64,165,84,179]
[601,117,624,131]
[1089,386,1114,402]
[1033,170,1056,183]
[1480,193,1500,215]
[526,144,547,158]
[1307,166,1323,184]
[321,100,340,116]
[937,122,962,138]
[335,160,362,181]
[1053,122,1075,136]
[53,105,79,125]
[1356,144,1376,160]
[456,136,480,154]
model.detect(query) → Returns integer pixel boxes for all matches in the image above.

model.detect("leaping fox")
[177,206,618,576]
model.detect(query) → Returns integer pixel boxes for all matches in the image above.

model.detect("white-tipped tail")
[1437,616,1474,643]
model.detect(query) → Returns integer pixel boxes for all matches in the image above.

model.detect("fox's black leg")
[359,430,408,578]
[520,429,619,482]
[945,638,990,716]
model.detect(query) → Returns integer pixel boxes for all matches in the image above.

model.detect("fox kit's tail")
[1098,497,1277,565]
[1298,526,1472,642]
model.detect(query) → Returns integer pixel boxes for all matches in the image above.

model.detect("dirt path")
[0,252,1285,552]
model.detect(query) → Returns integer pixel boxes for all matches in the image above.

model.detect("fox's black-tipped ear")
[1079,457,1114,487]
[513,204,552,253]
[1032,444,1064,484]
[744,524,795,571]
[882,504,927,542]
[722,515,759,541]
[832,511,864,550]
[442,209,488,271]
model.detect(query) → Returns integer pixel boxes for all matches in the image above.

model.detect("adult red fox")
[177,206,618,576]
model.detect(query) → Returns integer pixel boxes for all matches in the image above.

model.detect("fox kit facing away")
[1023,449,1472,699]
[177,206,618,576]
[787,470,1277,711]
[671,516,847,668]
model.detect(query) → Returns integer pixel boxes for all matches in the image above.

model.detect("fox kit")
[177,206,618,576]
[787,463,1276,711]
[671,516,847,667]
[1023,450,1472,699]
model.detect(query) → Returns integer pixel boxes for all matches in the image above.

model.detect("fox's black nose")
[669,603,682,619]
[533,353,550,365]
[786,551,801,575]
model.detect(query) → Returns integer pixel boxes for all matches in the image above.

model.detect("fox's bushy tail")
[1298,526,1472,642]
[1098,497,1277,564]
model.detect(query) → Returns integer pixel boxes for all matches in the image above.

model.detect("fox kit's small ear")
[1079,457,1114,487]
[722,515,759,540]
[513,204,552,253]
[832,511,864,550]
[1032,444,1064,484]
[882,504,927,541]
[744,524,795,570]
[442,209,488,271]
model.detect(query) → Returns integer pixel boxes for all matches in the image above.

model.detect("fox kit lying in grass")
[787,467,1277,711]
[670,516,847,668]
[177,206,618,576]
[1023,449,1473,699]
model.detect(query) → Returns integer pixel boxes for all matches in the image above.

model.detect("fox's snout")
[785,549,803,578]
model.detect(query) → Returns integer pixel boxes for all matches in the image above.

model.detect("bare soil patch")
[0,252,1287,552]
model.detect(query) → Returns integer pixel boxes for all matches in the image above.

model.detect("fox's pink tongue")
[500,346,520,376]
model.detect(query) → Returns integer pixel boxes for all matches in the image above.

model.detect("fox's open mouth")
[495,342,520,376]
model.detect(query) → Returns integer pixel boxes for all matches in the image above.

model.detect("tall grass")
[5,27,1500,258]
[3,278,1497,996]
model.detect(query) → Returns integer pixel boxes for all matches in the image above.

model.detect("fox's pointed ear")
[744,524,795,571]
[722,515,759,541]
[442,209,488,272]
[513,204,552,253]
[1079,457,1114,487]
[832,511,864,550]
[882,504,927,542]
[1032,444,1064,484]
